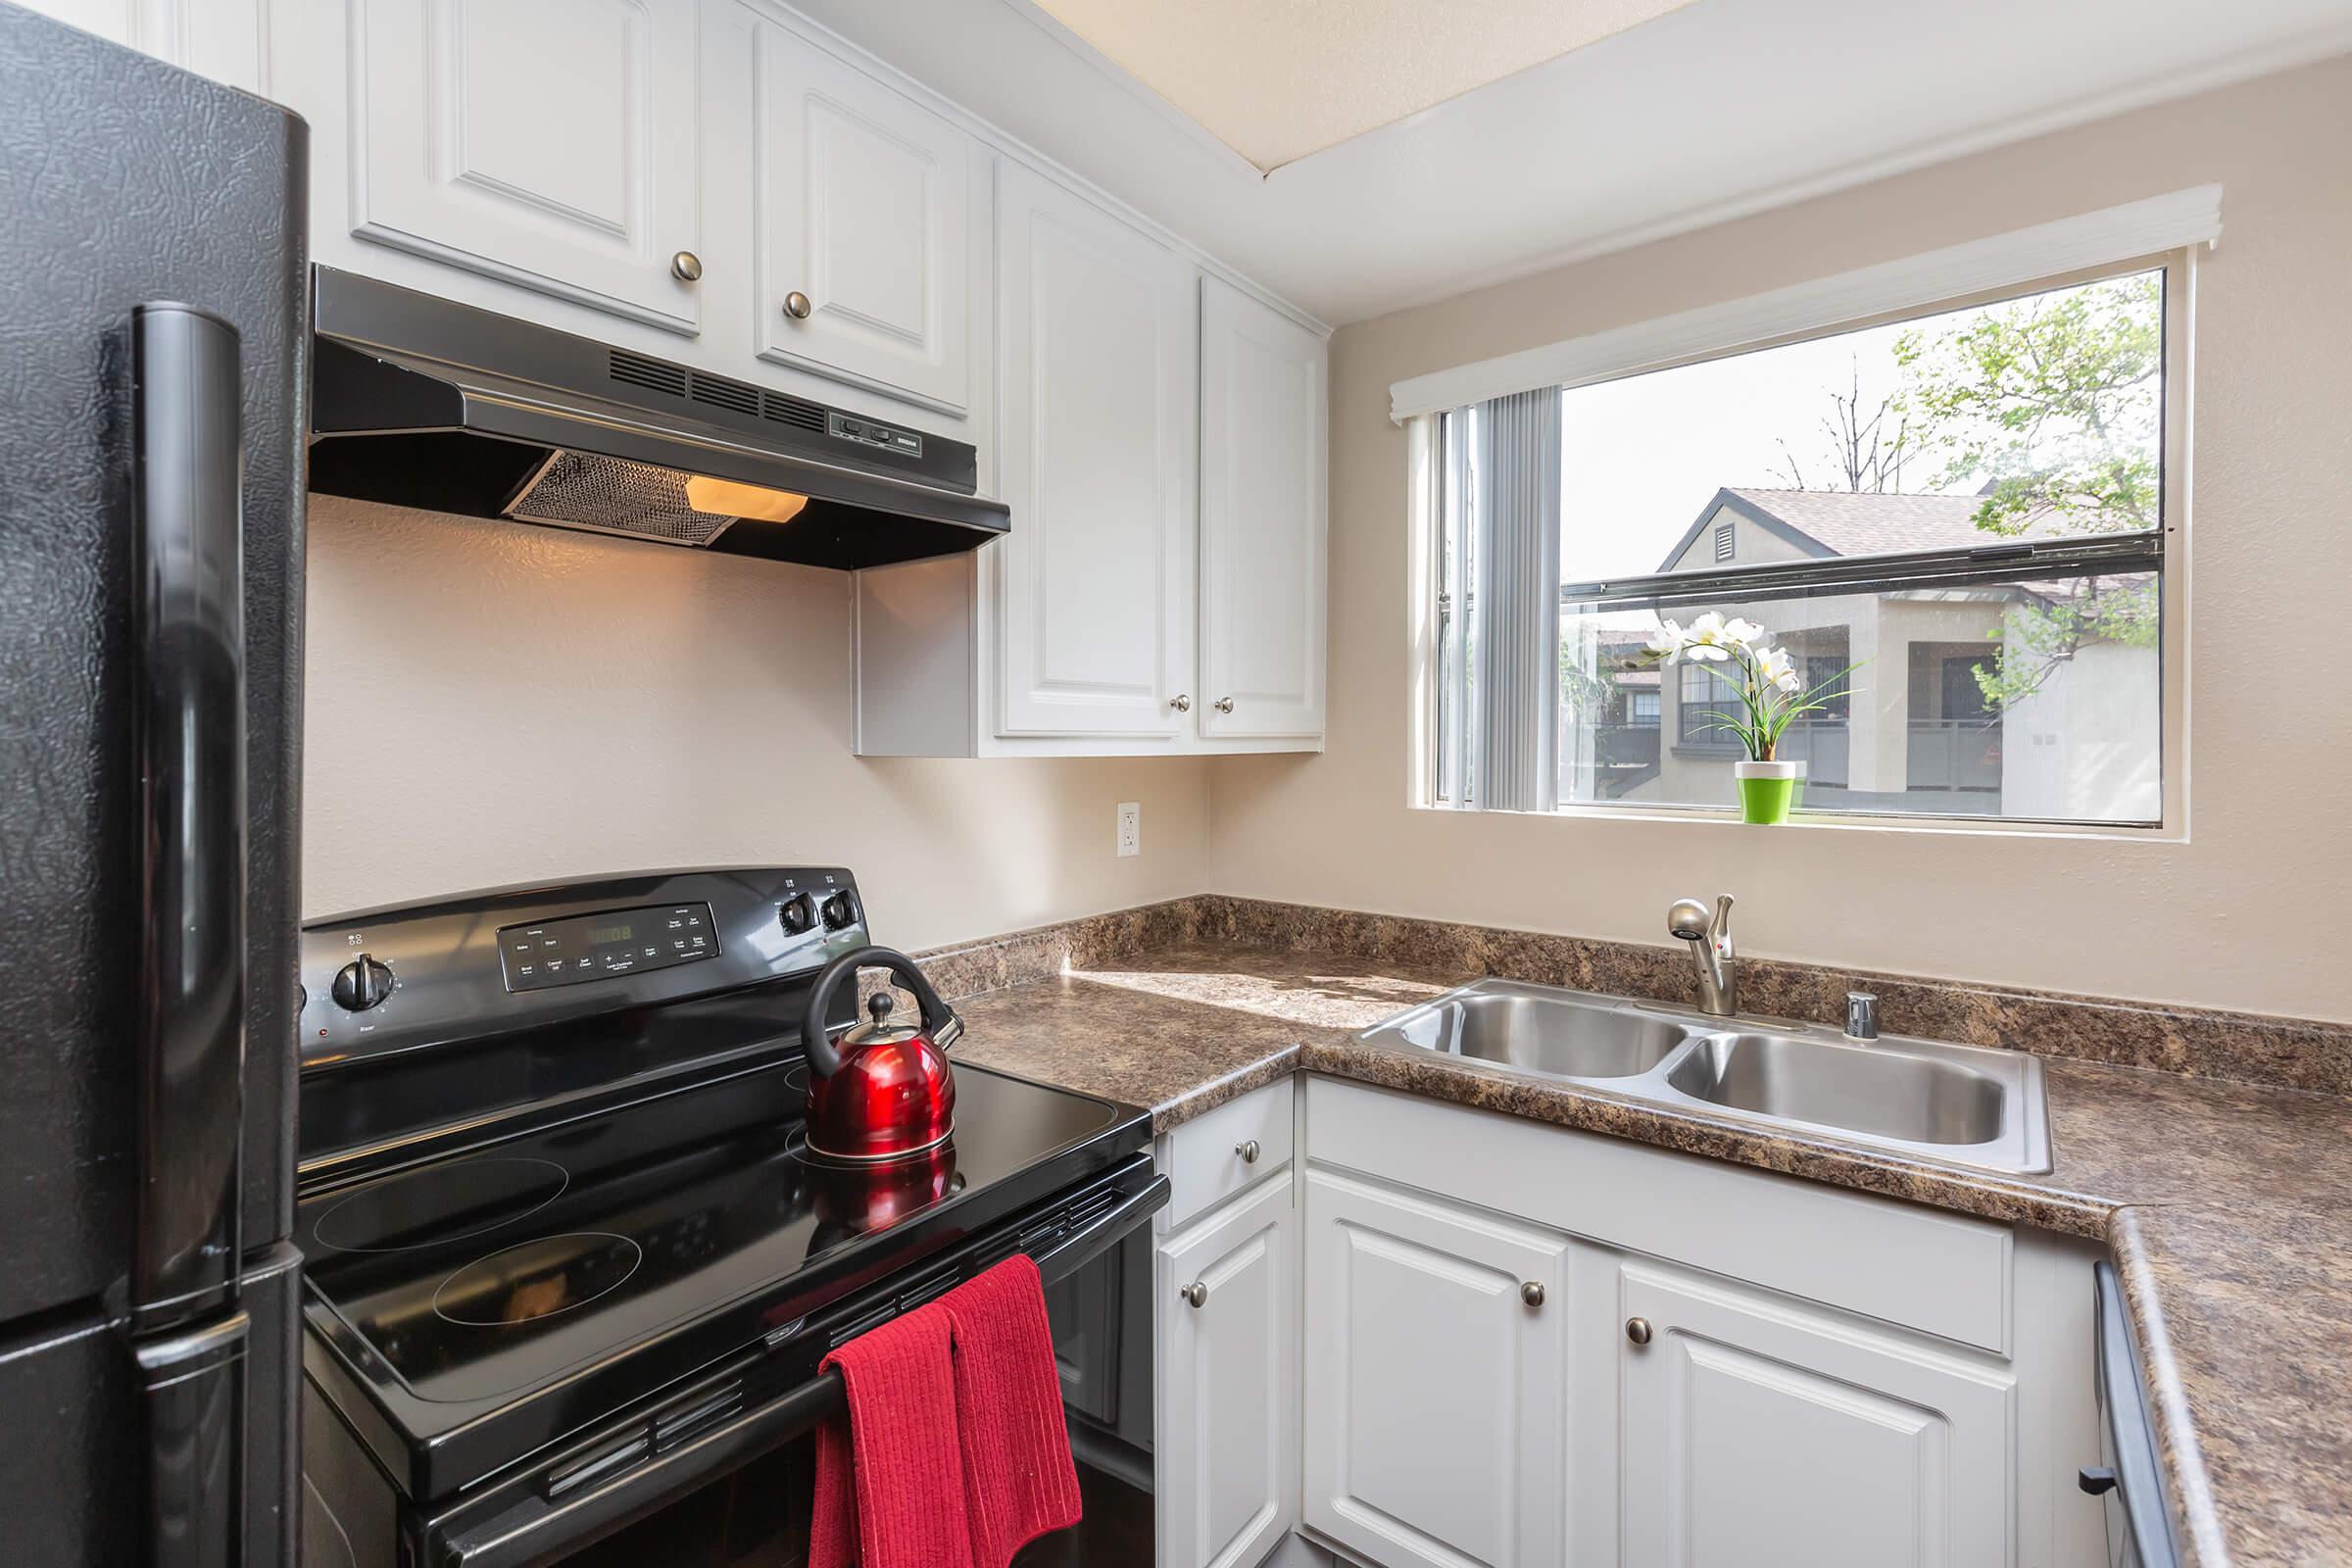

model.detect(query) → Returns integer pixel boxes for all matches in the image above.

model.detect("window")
[1434,263,2172,826]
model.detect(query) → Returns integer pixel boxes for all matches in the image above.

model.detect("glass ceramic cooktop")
[298,1064,1120,1405]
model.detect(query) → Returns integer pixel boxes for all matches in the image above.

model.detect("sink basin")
[1353,979,2051,1174]
[1361,985,1699,1080]
[1664,1033,2006,1146]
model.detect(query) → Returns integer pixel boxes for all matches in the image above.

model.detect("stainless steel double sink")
[1355,979,2051,1174]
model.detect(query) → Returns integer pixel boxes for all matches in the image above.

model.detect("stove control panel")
[298,867,869,1075]
[499,902,715,991]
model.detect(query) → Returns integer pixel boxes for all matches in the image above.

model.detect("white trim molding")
[1389,184,2222,422]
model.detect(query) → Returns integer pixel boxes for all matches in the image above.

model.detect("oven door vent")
[1066,1188,1118,1230]
[896,1266,960,1316]
[653,1379,745,1453]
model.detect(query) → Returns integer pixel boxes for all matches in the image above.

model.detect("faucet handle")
[1712,894,1735,945]
[1844,991,1879,1041]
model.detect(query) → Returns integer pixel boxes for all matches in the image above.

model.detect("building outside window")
[1434,260,2174,827]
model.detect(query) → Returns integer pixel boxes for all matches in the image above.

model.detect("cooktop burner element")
[311,1156,569,1253]
[433,1233,643,1326]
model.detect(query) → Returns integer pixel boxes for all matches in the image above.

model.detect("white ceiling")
[788,0,2352,325]
[1027,0,1697,171]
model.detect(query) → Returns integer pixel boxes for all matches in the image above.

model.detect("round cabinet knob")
[1213,697,1235,714]
[1521,1281,1545,1308]
[783,290,812,320]
[1625,1316,1653,1347]
[1235,1139,1260,1164]
[779,894,817,935]
[1179,1281,1208,1309]
[331,954,394,1012]
[669,250,704,282]
[1169,694,1192,712]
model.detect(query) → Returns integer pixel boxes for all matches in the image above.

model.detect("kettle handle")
[801,945,960,1079]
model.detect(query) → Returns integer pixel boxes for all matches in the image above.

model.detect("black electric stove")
[293,869,1162,1568]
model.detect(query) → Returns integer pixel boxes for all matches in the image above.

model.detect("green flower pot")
[1735,760,1798,824]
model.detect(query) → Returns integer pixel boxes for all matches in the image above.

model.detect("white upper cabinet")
[241,0,1323,758]
[994,161,1198,739]
[16,0,267,89]
[347,0,706,335]
[750,15,975,414]
[1199,276,1328,740]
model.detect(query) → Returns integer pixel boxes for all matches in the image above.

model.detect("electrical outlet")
[1115,802,1141,858]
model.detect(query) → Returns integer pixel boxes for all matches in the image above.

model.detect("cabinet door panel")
[1158,1178,1296,1568]
[996,164,1195,738]
[1302,1168,1568,1568]
[351,0,703,332]
[1199,276,1326,740]
[755,23,971,412]
[1620,1262,2015,1568]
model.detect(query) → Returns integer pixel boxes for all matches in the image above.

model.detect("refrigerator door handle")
[129,301,249,1333]
[136,1309,250,1568]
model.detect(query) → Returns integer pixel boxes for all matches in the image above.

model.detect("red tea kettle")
[801,946,959,1163]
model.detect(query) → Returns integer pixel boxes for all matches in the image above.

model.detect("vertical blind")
[1457,387,1561,811]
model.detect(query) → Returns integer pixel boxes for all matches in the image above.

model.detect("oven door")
[420,1153,1167,1568]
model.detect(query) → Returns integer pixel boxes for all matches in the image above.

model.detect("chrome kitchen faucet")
[1668,895,1737,1016]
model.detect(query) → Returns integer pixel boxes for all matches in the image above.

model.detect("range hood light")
[683,474,809,525]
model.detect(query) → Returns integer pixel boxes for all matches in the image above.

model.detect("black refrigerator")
[0,6,308,1565]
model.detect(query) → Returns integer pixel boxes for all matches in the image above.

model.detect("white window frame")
[1403,190,2208,838]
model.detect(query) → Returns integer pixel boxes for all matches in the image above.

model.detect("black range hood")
[308,267,1008,570]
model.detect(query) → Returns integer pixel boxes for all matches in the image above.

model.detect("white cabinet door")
[348,0,705,334]
[1157,1177,1296,1568]
[16,0,266,89]
[995,162,1196,738]
[751,17,973,414]
[1302,1168,1569,1568]
[1198,277,1327,741]
[1617,1259,2016,1568]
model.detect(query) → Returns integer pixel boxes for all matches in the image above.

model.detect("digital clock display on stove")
[498,903,715,992]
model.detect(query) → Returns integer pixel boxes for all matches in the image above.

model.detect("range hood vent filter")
[508,452,746,546]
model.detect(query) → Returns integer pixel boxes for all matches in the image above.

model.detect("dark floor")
[1009,1463,1154,1567]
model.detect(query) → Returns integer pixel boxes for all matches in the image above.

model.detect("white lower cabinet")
[1157,1173,1298,1568]
[1150,1078,2096,1568]
[1609,1256,2016,1568]
[1292,1075,2100,1568]
[1300,1168,1569,1568]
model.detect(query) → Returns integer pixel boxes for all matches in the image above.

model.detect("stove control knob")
[331,954,394,1011]
[779,894,817,935]
[819,890,858,931]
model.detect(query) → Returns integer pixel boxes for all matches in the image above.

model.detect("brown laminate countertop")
[949,940,2352,1568]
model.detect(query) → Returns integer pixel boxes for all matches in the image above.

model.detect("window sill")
[1418,799,2180,843]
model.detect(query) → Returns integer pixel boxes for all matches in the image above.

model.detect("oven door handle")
[429,1169,1170,1568]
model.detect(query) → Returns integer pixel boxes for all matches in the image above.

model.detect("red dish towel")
[809,1299,974,1568]
[810,1255,1083,1568]
[942,1256,1085,1568]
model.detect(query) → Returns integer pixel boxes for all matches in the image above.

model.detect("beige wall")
[302,497,1212,952]
[1207,56,2352,1023]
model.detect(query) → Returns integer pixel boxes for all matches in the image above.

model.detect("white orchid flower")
[1756,646,1802,695]
[1641,619,1686,662]
[1682,611,1760,662]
